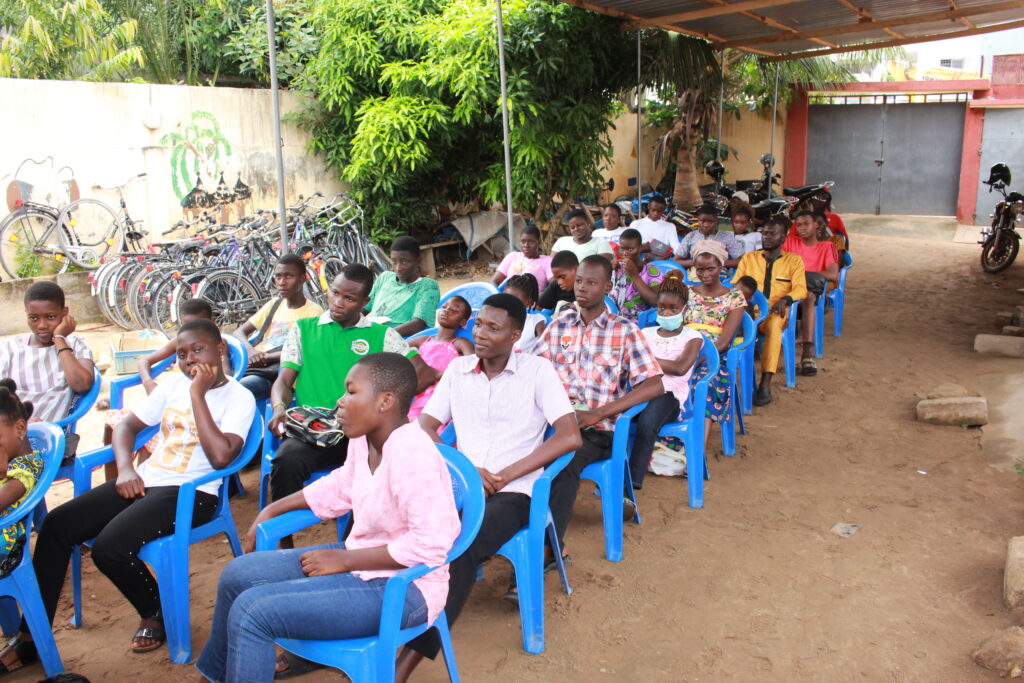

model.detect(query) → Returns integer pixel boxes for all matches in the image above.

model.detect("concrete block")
[998,311,1015,327]
[1015,306,1024,326]
[975,334,1024,357]
[926,382,974,400]
[1005,327,1024,337]
[915,397,988,426]
[1007,538,1024,609]
[973,626,1024,677]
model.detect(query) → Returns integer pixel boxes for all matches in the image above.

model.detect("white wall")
[0,78,343,239]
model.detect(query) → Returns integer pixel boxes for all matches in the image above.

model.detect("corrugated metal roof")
[563,0,1024,60]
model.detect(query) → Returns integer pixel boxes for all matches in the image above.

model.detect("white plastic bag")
[648,441,686,477]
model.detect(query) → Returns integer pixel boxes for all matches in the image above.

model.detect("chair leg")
[511,540,544,654]
[685,431,704,509]
[545,521,572,596]
[814,299,825,359]
[152,549,193,664]
[782,331,796,388]
[230,472,247,498]
[434,616,462,683]
[623,466,641,524]
[11,567,64,676]
[720,399,736,457]
[834,295,844,337]
[598,468,624,563]
[70,546,82,628]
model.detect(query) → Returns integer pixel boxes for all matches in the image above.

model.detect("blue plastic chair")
[407,326,474,344]
[604,296,619,314]
[439,282,498,312]
[0,424,67,676]
[756,299,802,389]
[719,313,755,457]
[739,290,770,415]
[580,403,648,563]
[646,260,684,278]
[813,251,853,357]
[657,340,721,508]
[69,414,264,663]
[254,444,485,683]
[439,424,572,654]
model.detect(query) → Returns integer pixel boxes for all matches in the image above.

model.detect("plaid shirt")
[536,304,662,432]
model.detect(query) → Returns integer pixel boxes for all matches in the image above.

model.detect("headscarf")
[691,239,729,266]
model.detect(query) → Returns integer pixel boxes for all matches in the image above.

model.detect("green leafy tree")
[0,0,143,81]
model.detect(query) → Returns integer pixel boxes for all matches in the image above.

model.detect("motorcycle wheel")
[981,231,1020,274]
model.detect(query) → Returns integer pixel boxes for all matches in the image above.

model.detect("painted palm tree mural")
[161,110,232,203]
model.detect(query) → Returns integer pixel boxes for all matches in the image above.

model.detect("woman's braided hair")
[0,378,33,422]
[506,273,539,307]
[657,269,689,304]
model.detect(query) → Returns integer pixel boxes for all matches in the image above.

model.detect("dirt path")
[7,231,1024,682]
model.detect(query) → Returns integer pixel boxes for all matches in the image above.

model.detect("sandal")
[801,358,818,376]
[274,651,325,679]
[131,623,166,654]
[0,636,37,674]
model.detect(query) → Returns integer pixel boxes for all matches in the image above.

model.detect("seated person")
[395,294,581,681]
[675,205,743,269]
[196,353,460,683]
[407,296,473,419]
[732,217,807,406]
[609,228,661,321]
[0,379,45,674]
[629,195,680,257]
[269,265,432,546]
[0,281,95,423]
[502,274,548,353]
[791,189,850,249]
[783,211,838,378]
[366,236,440,338]
[102,299,227,480]
[814,210,848,259]
[684,242,746,451]
[536,250,578,312]
[592,203,628,246]
[491,225,552,291]
[634,273,703,487]
[731,206,762,254]
[5,319,256,660]
[234,253,323,401]
[536,255,664,539]
[551,209,614,263]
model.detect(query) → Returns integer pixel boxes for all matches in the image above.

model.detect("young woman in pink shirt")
[195,353,460,683]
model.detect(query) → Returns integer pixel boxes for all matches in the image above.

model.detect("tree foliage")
[0,0,143,81]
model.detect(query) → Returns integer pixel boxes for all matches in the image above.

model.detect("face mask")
[656,312,683,331]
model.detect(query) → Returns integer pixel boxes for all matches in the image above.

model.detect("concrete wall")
[602,106,786,203]
[0,78,343,239]
[0,271,102,336]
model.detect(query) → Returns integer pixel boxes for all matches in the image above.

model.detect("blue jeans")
[195,544,427,683]
[239,374,273,401]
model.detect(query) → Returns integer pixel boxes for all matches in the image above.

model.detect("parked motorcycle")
[980,163,1024,274]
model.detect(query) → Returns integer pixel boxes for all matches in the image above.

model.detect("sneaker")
[753,385,773,406]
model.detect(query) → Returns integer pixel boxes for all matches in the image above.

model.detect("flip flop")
[131,624,166,654]
[801,358,818,376]
[0,636,37,673]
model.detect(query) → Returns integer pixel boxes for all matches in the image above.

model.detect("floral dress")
[0,450,44,575]
[684,288,746,422]
[609,263,664,321]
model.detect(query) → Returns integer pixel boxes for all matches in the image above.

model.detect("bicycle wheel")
[0,207,68,279]
[194,270,264,328]
[56,198,123,269]
[367,242,391,274]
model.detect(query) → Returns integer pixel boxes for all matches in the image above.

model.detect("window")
[940,58,952,67]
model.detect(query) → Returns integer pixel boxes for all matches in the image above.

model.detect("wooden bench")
[419,239,462,277]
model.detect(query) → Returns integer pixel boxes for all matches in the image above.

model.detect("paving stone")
[915,397,988,426]
[975,334,1024,357]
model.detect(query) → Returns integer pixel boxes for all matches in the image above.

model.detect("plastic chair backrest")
[638,308,657,329]
[433,444,485,564]
[748,290,769,326]
[223,335,249,381]
[11,424,65,530]
[439,283,498,311]
[604,296,619,314]
[406,326,474,343]
[647,260,684,278]
[54,366,102,432]
[694,334,721,383]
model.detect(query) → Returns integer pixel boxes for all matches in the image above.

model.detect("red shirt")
[783,236,838,273]
[788,211,849,242]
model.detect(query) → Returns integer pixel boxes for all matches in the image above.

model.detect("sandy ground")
[6,230,1024,682]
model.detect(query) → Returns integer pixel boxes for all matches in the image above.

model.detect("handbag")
[284,406,346,449]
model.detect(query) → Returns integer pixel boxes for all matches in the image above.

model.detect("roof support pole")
[636,29,644,215]
[715,52,725,161]
[495,0,515,247]
[265,0,289,252]
[767,61,780,197]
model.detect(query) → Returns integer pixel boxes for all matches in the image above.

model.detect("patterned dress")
[0,450,44,575]
[609,263,664,321]
[684,288,746,422]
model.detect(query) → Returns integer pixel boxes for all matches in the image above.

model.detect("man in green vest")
[268,263,434,543]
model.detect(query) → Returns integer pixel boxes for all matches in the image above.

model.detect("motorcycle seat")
[751,198,792,211]
[784,184,823,196]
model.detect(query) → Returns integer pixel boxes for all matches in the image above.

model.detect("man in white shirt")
[551,209,615,263]
[628,195,680,256]
[396,293,581,680]
[592,203,628,244]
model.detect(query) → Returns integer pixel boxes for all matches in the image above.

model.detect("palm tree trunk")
[672,136,702,210]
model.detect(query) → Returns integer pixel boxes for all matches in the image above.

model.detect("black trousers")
[269,436,348,502]
[21,481,216,632]
[550,430,614,544]
[407,491,531,659]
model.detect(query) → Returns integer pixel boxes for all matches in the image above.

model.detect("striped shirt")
[0,334,94,422]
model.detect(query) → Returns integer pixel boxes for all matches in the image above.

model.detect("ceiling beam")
[633,0,803,27]
[559,0,779,56]
[695,0,838,48]
[947,0,977,29]
[832,0,907,40]
[714,0,1024,48]
[761,17,1024,61]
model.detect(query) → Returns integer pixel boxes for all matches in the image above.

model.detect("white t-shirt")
[551,235,614,261]
[515,311,548,355]
[630,217,680,252]
[133,373,256,496]
[734,232,763,254]
[592,227,629,244]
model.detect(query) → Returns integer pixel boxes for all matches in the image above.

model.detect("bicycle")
[55,173,148,269]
